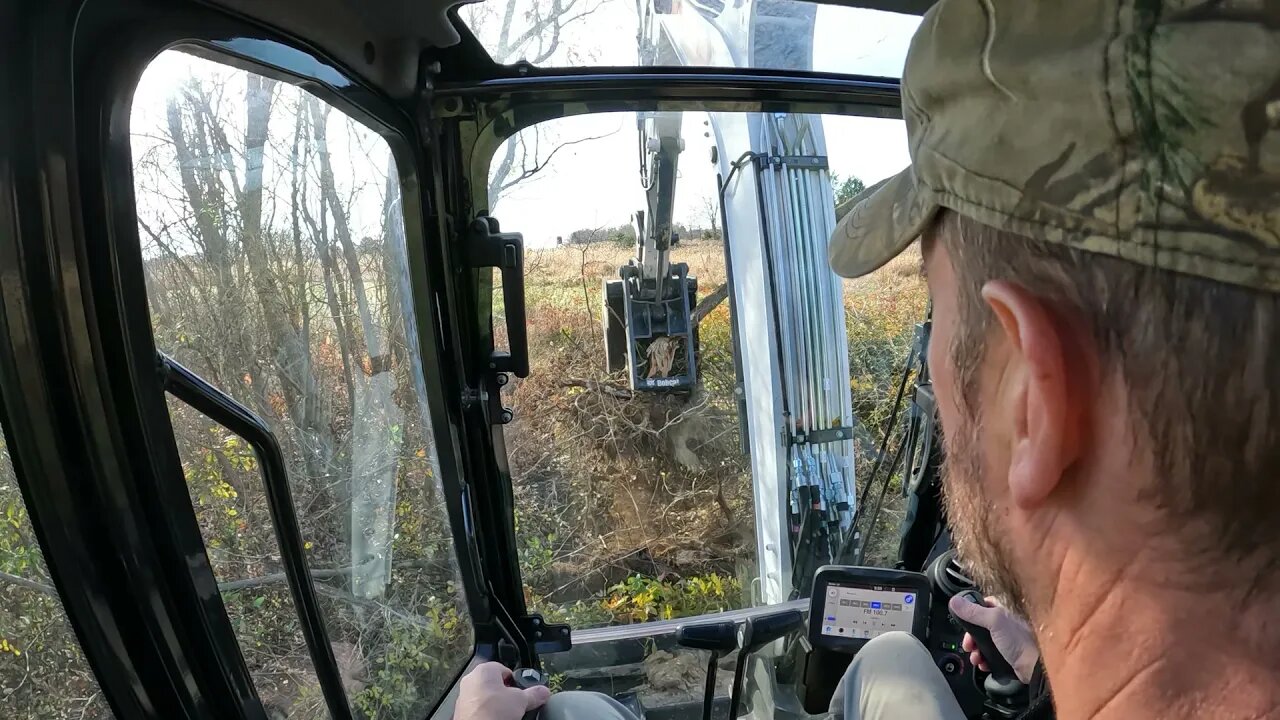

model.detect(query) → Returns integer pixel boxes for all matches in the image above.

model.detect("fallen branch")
[0,570,55,596]
[0,560,443,597]
[217,567,349,592]
[691,283,729,327]
[561,377,634,400]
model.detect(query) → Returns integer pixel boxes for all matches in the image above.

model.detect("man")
[457,0,1280,718]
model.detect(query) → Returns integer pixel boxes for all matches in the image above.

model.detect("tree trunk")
[238,76,337,489]
[309,97,403,599]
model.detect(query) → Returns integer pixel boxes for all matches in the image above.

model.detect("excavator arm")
[604,0,858,607]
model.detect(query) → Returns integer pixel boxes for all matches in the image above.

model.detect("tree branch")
[0,571,55,596]
[0,559,447,598]
[137,216,203,289]
[486,136,521,209]
[216,567,350,592]
[690,283,729,327]
[494,129,619,196]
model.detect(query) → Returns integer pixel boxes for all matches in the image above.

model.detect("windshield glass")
[460,1,921,77]
[487,110,925,639]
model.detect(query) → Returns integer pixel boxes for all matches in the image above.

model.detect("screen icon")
[824,625,833,634]
[904,594,914,605]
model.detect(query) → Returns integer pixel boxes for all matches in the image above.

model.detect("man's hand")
[453,662,551,720]
[947,595,1040,683]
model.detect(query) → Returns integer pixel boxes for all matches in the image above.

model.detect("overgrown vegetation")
[506,237,927,630]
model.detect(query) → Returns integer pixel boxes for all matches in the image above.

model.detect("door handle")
[468,216,529,378]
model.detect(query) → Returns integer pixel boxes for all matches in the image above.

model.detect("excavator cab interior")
[0,1,1021,719]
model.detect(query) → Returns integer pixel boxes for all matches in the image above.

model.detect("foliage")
[832,173,867,206]
[353,602,470,720]
[567,224,636,246]
[2,217,926,720]
[844,248,928,440]
[508,236,926,627]
[601,574,743,624]
[842,249,929,566]
[2,445,114,719]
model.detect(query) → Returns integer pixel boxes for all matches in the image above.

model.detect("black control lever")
[676,621,738,720]
[510,667,548,720]
[729,611,804,720]
[950,591,1018,682]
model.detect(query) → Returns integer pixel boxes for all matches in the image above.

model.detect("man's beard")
[940,411,1032,619]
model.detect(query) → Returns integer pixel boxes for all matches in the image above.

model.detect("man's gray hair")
[932,210,1280,584]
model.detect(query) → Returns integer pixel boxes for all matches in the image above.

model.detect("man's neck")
[1036,556,1280,720]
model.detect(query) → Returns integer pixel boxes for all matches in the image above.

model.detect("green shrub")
[601,573,743,624]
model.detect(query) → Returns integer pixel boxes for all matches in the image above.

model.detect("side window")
[0,430,115,720]
[131,49,472,718]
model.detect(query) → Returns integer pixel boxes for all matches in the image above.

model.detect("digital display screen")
[819,583,917,640]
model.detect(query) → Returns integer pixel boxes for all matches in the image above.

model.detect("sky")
[467,0,921,246]
[492,112,910,246]
[131,50,395,260]
[129,1,921,253]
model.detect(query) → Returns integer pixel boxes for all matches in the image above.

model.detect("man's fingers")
[472,662,513,686]
[521,685,551,711]
[948,594,997,626]
[962,636,991,670]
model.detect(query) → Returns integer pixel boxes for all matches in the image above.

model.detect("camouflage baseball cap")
[829,0,1280,292]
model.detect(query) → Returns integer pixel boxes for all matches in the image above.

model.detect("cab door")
[0,1,511,718]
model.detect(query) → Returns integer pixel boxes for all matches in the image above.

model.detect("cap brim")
[829,165,938,278]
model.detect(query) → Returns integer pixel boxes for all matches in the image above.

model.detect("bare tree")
[460,0,618,209]
[699,193,721,239]
[486,127,619,207]
[166,73,342,491]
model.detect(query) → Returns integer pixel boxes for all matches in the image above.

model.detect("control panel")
[801,564,986,718]
[808,566,932,654]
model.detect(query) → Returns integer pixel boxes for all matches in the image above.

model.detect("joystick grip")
[511,667,548,720]
[950,591,1018,682]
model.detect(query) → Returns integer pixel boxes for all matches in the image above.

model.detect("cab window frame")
[1,1,493,717]
[440,73,905,631]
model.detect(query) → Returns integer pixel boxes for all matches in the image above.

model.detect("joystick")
[949,591,1027,715]
[949,591,1018,683]
[511,667,548,720]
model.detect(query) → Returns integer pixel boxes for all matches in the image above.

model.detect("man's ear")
[980,280,1086,508]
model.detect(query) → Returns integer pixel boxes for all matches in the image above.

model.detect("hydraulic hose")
[836,340,917,562]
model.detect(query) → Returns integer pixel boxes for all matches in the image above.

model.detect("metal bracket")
[790,426,856,446]
[754,155,829,171]
[518,613,572,655]
[906,383,937,495]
